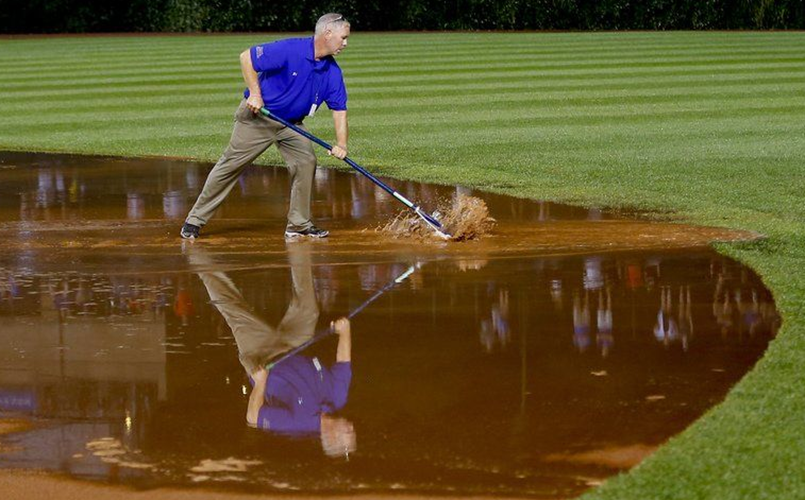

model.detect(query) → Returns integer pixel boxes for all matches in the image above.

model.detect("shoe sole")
[180,231,198,240]
[284,231,329,239]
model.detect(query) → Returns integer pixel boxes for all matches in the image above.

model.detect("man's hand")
[331,317,350,336]
[246,94,264,114]
[328,144,348,160]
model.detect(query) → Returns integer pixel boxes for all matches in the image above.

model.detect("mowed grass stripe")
[2,89,797,132]
[2,42,798,74]
[4,67,802,101]
[355,104,805,134]
[3,45,803,77]
[4,47,802,80]
[4,72,801,111]
[345,61,805,84]
[5,109,798,172]
[2,68,799,112]
[1,82,799,118]
[347,112,804,143]
[352,72,805,95]
[12,119,794,171]
[4,99,799,138]
[3,64,802,102]
[3,53,804,88]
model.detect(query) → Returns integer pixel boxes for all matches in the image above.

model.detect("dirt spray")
[380,194,496,241]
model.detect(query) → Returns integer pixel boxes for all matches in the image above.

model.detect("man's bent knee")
[287,155,317,176]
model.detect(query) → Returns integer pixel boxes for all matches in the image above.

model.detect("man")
[181,13,351,240]
[247,318,355,458]
[187,243,355,456]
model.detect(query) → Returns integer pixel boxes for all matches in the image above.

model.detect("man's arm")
[332,317,351,362]
[329,110,348,160]
[329,317,352,411]
[240,49,263,114]
[246,367,268,426]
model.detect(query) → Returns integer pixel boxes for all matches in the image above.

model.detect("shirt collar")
[307,36,331,68]
[306,37,316,61]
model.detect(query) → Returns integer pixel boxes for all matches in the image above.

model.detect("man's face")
[320,416,356,458]
[325,25,350,56]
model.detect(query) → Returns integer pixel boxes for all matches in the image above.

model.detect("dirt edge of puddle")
[0,469,538,500]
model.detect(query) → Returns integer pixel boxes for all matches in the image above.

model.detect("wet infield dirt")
[0,152,780,498]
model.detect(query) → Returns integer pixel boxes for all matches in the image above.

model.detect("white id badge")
[307,103,318,117]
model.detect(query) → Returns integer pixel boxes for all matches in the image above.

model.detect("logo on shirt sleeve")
[256,46,263,58]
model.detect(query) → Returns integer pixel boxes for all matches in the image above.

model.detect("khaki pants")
[190,244,319,375]
[186,100,317,231]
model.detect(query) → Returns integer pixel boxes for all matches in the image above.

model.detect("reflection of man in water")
[248,318,353,457]
[189,244,355,456]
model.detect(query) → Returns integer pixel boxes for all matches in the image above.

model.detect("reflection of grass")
[1,31,804,497]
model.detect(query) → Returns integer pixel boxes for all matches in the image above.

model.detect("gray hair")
[315,13,349,36]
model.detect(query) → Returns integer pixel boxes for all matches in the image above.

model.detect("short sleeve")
[250,40,287,74]
[257,406,294,431]
[328,362,352,410]
[258,406,320,434]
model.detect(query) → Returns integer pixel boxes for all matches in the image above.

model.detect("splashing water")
[380,194,496,241]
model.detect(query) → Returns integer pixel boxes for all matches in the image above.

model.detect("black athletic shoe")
[180,223,200,240]
[284,225,329,239]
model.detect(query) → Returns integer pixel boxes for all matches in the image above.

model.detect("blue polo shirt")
[245,37,347,122]
[255,355,352,435]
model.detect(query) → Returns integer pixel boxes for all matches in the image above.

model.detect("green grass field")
[1,31,804,498]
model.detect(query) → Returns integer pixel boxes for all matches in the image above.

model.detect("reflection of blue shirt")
[245,37,347,122]
[256,355,351,434]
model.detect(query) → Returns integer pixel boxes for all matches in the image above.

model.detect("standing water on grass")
[0,152,779,497]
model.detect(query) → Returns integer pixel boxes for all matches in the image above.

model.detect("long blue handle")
[258,107,448,237]
[264,264,416,370]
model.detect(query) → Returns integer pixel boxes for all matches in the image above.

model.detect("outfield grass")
[1,31,805,498]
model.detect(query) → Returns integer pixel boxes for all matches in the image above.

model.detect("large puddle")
[0,152,779,497]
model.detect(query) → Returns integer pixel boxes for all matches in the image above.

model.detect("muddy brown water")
[0,152,779,497]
